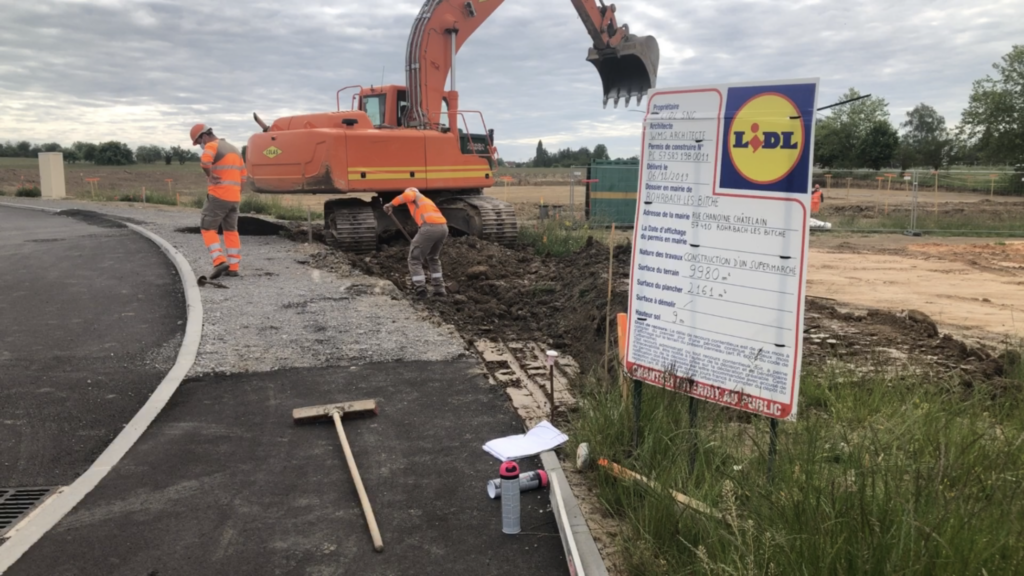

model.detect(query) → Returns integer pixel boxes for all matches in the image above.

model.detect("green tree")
[170,145,187,164]
[897,136,916,171]
[162,148,174,165]
[814,88,893,168]
[134,145,163,164]
[14,141,32,157]
[62,148,81,163]
[40,142,63,153]
[532,140,551,168]
[900,103,949,170]
[855,121,900,170]
[592,144,610,161]
[959,45,1024,165]
[94,141,135,165]
[71,141,99,163]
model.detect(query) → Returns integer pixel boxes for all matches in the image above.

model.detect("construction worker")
[812,184,824,214]
[190,123,245,279]
[383,188,448,298]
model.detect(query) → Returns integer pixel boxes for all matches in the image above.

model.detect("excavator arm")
[404,0,659,128]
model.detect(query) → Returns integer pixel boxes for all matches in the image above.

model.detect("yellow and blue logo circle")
[720,84,815,193]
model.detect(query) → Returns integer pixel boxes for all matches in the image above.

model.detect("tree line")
[0,140,200,166]
[523,142,628,168]
[816,45,1024,171]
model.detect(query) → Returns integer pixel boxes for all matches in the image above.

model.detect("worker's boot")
[225,270,240,278]
[210,262,229,280]
[414,285,429,299]
[431,285,447,297]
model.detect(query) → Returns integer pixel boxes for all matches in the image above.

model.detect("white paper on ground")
[483,421,569,461]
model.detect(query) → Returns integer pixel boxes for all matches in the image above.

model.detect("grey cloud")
[0,0,1021,161]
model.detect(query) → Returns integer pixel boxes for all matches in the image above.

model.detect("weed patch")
[15,186,41,197]
[570,363,1024,575]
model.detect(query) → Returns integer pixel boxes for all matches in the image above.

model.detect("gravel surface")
[2,198,469,375]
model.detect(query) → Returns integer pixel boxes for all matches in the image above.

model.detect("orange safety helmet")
[190,123,212,145]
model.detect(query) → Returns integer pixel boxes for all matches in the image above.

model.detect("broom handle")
[332,411,384,552]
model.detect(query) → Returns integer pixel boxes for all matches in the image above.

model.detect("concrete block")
[38,153,66,199]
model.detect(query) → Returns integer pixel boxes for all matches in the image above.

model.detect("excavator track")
[439,195,519,247]
[324,200,377,253]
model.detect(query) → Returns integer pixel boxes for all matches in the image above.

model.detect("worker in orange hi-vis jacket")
[812,184,824,214]
[190,123,245,279]
[383,187,449,299]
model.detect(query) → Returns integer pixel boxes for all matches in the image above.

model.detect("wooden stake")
[604,223,616,374]
[597,458,719,518]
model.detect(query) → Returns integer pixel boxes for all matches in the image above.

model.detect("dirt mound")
[300,231,1017,391]
[341,236,631,367]
[805,299,1019,392]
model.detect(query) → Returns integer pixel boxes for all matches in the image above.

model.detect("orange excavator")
[245,0,659,252]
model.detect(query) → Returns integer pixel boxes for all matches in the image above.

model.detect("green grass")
[116,191,178,206]
[240,194,321,221]
[517,217,594,256]
[569,361,1024,575]
[15,185,41,197]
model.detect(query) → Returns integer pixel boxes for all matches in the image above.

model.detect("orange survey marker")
[617,313,628,361]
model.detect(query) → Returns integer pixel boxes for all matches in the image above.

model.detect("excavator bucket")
[588,34,660,109]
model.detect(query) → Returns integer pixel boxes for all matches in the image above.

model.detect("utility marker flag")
[624,79,819,420]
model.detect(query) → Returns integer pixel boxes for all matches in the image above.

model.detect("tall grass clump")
[569,362,1024,575]
[15,185,41,197]
[518,218,593,257]
[240,194,317,221]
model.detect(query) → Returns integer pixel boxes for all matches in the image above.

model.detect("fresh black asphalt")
[8,362,567,575]
[0,206,185,487]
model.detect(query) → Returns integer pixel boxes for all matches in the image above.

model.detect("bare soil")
[296,229,1020,394]
[808,236,1024,344]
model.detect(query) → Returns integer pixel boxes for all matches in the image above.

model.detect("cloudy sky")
[0,0,1021,161]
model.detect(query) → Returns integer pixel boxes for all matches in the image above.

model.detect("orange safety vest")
[811,189,822,213]
[200,139,246,202]
[391,189,447,225]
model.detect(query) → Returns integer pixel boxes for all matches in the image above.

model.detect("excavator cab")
[588,33,660,108]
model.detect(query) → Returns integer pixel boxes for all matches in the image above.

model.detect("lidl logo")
[263,146,282,159]
[720,84,816,193]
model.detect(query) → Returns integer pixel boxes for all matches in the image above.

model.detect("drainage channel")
[0,488,58,538]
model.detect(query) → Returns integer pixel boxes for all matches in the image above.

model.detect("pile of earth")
[805,299,1021,393]
[299,228,1018,391]
[316,235,632,369]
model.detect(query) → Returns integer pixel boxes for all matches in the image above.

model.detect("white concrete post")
[38,152,67,199]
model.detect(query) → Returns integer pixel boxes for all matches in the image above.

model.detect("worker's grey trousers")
[409,223,448,291]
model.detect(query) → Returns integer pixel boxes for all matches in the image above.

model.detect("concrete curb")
[541,450,608,576]
[0,203,204,574]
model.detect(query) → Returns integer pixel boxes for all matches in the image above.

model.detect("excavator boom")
[246,0,660,253]
[406,0,660,127]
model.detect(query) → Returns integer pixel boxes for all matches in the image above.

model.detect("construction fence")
[566,162,1024,237]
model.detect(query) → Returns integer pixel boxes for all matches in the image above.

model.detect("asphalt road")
[0,206,185,487]
[7,362,567,575]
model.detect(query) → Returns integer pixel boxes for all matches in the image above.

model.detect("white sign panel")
[625,79,819,419]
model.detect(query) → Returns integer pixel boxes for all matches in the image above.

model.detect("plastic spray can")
[499,461,521,534]
[487,470,549,499]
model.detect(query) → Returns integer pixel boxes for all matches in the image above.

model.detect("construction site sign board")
[624,79,819,420]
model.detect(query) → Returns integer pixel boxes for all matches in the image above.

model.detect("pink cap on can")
[499,461,520,479]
